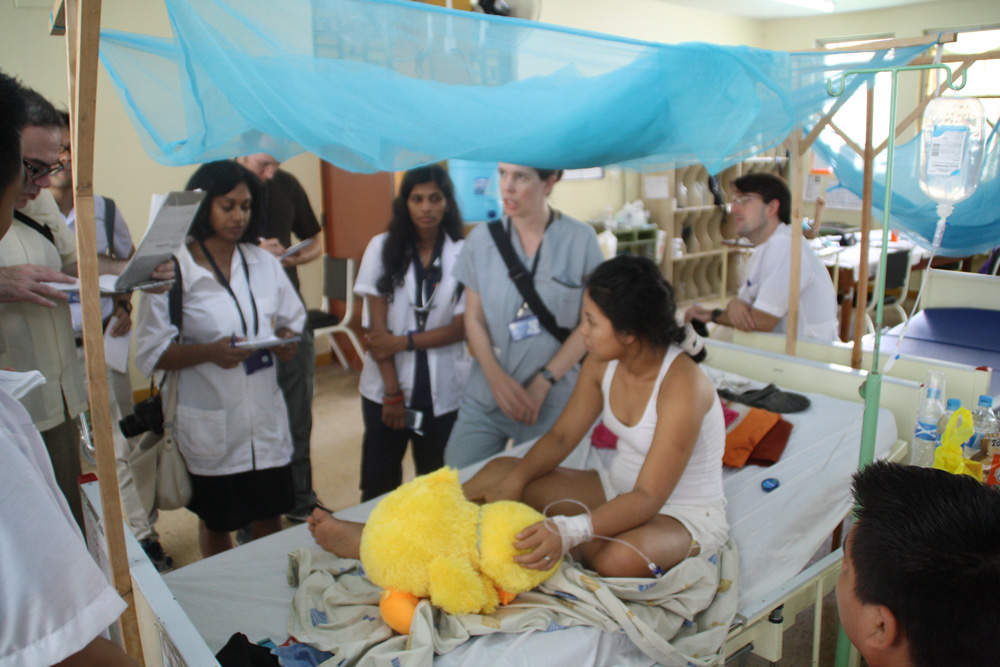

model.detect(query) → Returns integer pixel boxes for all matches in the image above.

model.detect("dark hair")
[20,85,62,130]
[184,161,265,243]
[0,72,28,192]
[732,172,790,224]
[849,461,1000,667]
[533,168,563,183]
[58,109,70,129]
[376,164,463,297]
[585,255,686,350]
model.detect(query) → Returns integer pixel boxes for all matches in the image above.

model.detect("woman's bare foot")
[307,508,363,560]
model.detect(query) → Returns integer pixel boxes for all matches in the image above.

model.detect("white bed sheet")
[164,385,896,662]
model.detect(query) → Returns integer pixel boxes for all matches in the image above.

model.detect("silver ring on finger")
[543,555,551,562]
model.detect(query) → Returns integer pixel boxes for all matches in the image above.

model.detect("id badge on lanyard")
[508,301,542,341]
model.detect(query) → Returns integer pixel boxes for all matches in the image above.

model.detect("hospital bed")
[731,329,992,411]
[873,269,1000,396]
[91,342,930,666]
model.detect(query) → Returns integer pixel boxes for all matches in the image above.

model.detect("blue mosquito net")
[99,0,932,176]
[811,121,1000,257]
[100,0,999,255]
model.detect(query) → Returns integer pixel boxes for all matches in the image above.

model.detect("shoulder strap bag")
[126,255,192,512]
[486,220,571,343]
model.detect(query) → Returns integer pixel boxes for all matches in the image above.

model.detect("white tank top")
[602,345,726,507]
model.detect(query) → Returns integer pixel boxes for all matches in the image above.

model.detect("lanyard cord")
[198,240,259,337]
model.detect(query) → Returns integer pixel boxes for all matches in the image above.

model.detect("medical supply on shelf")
[969,395,997,460]
[911,371,945,467]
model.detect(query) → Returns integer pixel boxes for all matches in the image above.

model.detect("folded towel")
[746,419,793,467]
[724,407,780,468]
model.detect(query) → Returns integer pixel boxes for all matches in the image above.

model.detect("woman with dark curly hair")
[353,164,470,501]
[463,254,728,578]
[135,160,305,556]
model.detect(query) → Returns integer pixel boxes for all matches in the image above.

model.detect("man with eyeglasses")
[2,85,177,530]
[0,70,139,667]
[685,172,838,342]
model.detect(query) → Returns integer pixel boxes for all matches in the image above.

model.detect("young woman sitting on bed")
[310,254,727,578]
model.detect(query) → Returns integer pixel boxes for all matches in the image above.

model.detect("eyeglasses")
[731,193,764,207]
[23,160,65,182]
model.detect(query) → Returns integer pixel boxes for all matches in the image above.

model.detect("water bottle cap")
[946,397,961,410]
[979,395,993,408]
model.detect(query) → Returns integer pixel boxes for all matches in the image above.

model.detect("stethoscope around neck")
[409,252,442,332]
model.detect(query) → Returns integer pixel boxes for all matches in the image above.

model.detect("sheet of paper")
[823,185,863,211]
[278,238,314,259]
[113,190,205,291]
[103,315,132,374]
[43,275,131,295]
[642,174,670,199]
[233,335,302,350]
[41,279,79,293]
[0,369,46,400]
[803,174,823,201]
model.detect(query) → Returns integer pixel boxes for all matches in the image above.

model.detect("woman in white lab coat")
[135,161,305,556]
[354,164,469,501]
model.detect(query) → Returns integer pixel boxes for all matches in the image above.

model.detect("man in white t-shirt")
[686,173,838,342]
[0,69,135,667]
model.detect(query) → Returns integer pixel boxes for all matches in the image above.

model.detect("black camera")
[119,394,165,438]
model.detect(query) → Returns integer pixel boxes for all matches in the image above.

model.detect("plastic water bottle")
[968,395,997,460]
[937,397,963,445]
[911,371,945,467]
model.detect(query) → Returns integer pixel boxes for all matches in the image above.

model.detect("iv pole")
[825,60,967,667]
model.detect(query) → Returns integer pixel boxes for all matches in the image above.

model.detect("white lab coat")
[355,232,470,416]
[134,244,306,476]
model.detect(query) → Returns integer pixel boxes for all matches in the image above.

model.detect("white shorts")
[596,468,730,554]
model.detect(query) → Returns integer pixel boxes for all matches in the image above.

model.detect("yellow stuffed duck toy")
[359,467,561,634]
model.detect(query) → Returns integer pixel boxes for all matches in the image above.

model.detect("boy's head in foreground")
[838,461,1000,667]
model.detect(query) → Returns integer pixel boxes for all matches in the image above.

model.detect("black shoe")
[139,538,174,573]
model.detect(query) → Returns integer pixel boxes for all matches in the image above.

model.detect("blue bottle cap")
[946,398,962,410]
[979,395,993,408]
[761,478,780,492]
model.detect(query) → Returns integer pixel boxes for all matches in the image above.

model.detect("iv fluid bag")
[920,96,986,205]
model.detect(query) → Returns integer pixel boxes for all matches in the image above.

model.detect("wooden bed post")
[54,0,145,661]
[851,85,876,369]
[785,130,805,356]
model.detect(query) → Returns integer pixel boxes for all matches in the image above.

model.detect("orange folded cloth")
[724,407,780,468]
[747,418,793,467]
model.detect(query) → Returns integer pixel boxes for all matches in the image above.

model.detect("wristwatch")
[710,308,724,324]
[539,367,557,385]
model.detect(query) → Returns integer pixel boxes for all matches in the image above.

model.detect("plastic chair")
[865,248,912,330]
[307,256,365,370]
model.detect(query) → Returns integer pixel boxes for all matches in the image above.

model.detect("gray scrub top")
[453,212,604,406]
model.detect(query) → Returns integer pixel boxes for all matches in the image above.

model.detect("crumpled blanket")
[285,539,739,667]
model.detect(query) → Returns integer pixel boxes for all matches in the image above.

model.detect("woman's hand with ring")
[512,520,561,570]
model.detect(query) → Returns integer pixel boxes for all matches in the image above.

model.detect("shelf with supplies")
[640,148,785,304]
[590,222,659,260]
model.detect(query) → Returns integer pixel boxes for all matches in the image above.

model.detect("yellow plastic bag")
[933,407,982,480]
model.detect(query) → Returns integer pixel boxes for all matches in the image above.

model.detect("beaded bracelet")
[382,391,404,406]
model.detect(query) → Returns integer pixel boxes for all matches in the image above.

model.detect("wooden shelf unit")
[642,148,785,305]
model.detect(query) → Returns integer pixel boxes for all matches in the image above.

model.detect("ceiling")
[661,0,940,20]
